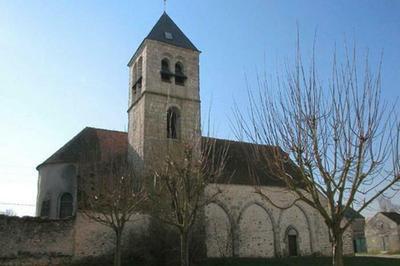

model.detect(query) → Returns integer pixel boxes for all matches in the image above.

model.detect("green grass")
[198,257,400,266]
[66,256,400,266]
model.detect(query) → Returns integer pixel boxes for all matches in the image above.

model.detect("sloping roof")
[37,127,127,169]
[145,12,199,52]
[38,127,303,187]
[127,12,199,67]
[344,207,364,220]
[381,212,400,225]
[203,137,303,187]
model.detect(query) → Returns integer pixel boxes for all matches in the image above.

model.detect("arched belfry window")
[175,62,186,85]
[137,57,143,92]
[132,57,143,99]
[286,227,298,256]
[161,58,172,82]
[132,63,138,96]
[59,193,73,218]
[167,107,180,139]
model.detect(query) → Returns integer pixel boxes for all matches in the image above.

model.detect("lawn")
[66,256,400,266]
[199,257,400,266]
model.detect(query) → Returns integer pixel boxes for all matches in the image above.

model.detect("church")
[33,12,355,259]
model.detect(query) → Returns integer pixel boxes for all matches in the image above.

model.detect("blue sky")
[0,0,399,216]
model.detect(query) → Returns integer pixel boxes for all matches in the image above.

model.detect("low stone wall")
[0,215,74,265]
[73,212,149,260]
[0,212,150,265]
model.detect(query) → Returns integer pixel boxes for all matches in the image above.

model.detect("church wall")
[0,215,74,265]
[128,95,145,173]
[237,203,275,257]
[204,203,233,257]
[204,184,354,258]
[36,163,77,219]
[278,204,312,256]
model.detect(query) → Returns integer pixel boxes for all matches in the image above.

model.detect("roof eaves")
[36,127,91,170]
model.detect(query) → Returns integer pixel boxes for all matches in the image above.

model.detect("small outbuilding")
[345,208,367,253]
[365,212,400,253]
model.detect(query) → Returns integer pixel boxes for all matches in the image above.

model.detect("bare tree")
[234,39,400,266]
[149,138,228,266]
[1,209,17,216]
[78,155,147,266]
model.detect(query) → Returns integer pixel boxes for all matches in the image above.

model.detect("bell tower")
[127,12,201,175]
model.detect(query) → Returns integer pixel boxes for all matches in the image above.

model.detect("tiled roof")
[37,127,127,169]
[38,128,302,187]
[344,207,364,220]
[381,212,400,225]
[203,137,304,187]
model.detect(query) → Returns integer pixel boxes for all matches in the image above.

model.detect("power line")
[0,202,35,207]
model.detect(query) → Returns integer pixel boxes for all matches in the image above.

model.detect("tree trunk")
[114,228,122,266]
[180,231,190,266]
[332,230,344,266]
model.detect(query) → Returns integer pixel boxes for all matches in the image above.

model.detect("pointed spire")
[128,12,199,67]
[145,12,199,51]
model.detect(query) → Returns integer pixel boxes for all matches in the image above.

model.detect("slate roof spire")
[145,12,199,51]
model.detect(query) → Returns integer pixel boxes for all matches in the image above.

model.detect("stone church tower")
[127,12,201,175]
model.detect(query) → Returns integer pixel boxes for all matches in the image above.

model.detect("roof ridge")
[201,136,280,148]
[85,126,127,134]
[36,127,89,169]
[380,212,400,224]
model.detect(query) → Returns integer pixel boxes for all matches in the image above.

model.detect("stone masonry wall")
[73,212,149,260]
[0,215,74,265]
[127,39,201,177]
[204,184,354,258]
[366,213,400,253]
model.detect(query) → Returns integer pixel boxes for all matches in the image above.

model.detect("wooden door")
[288,235,298,256]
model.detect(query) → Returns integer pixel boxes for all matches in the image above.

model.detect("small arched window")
[175,62,186,85]
[137,57,143,78]
[40,199,51,218]
[161,58,172,82]
[59,193,73,219]
[132,64,138,85]
[167,107,180,139]
[137,57,143,90]
[132,63,138,97]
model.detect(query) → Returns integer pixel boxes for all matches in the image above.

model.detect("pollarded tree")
[149,138,228,266]
[78,155,147,266]
[234,40,400,266]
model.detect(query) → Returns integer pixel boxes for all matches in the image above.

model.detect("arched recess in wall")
[237,202,275,258]
[167,106,181,139]
[137,57,143,92]
[278,204,312,256]
[285,226,299,256]
[59,192,73,219]
[132,63,138,85]
[204,202,234,258]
